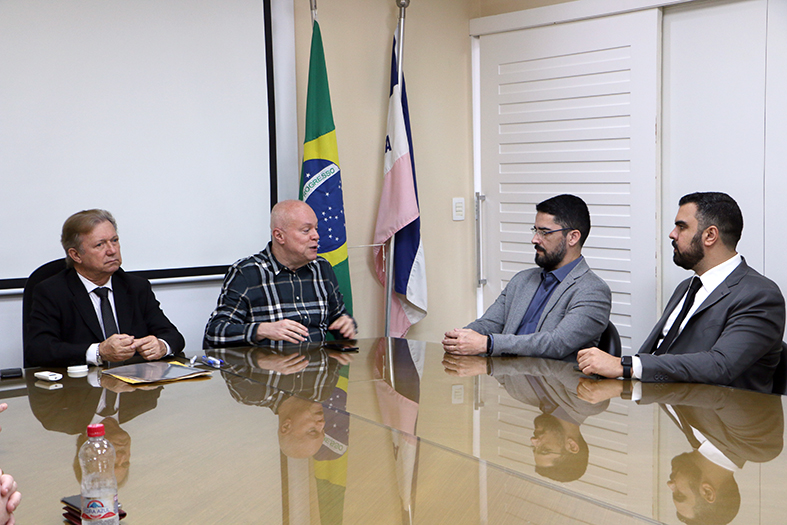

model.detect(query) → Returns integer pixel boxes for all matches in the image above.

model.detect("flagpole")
[384,0,410,338]
[310,0,318,23]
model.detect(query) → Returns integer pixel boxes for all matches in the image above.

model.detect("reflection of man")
[581,379,783,524]
[26,372,161,486]
[443,194,610,359]
[443,355,607,482]
[204,200,356,348]
[646,383,782,524]
[211,344,351,458]
[25,209,185,368]
[579,193,786,393]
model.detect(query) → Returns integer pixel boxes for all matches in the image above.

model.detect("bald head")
[270,200,320,270]
[271,200,314,231]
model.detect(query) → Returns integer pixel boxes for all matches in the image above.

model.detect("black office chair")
[597,321,622,358]
[771,342,787,396]
[22,258,67,366]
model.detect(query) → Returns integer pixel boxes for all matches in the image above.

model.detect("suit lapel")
[112,270,133,334]
[536,260,586,330]
[65,269,105,341]
[506,271,542,333]
[691,261,746,317]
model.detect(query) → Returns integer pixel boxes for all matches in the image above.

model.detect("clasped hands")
[99,334,166,362]
[442,328,487,355]
[255,315,357,344]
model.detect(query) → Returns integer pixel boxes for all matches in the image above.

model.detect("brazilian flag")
[300,20,353,315]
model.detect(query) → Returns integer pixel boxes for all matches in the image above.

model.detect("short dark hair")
[61,209,117,268]
[676,475,740,525]
[678,192,743,250]
[536,194,591,246]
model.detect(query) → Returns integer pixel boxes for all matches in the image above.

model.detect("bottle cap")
[87,423,105,437]
[67,365,88,377]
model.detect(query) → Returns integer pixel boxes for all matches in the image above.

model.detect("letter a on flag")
[373,33,427,337]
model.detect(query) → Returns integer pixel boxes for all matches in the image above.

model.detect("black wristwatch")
[621,355,632,379]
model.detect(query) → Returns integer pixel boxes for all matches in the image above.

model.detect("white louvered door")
[478,9,661,353]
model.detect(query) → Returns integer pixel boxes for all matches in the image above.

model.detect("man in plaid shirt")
[204,200,356,348]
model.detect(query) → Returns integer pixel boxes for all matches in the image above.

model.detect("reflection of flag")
[372,33,426,337]
[314,364,350,525]
[300,20,353,315]
[373,338,425,522]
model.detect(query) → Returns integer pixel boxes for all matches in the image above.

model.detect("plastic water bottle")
[79,423,119,524]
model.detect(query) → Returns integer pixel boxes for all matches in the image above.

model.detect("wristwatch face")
[621,356,632,366]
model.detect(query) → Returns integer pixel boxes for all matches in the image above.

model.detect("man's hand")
[255,353,309,374]
[99,334,136,362]
[577,377,625,404]
[327,351,355,366]
[133,335,167,361]
[328,315,357,339]
[576,347,623,378]
[442,328,487,355]
[442,354,488,377]
[0,468,21,525]
[256,320,309,343]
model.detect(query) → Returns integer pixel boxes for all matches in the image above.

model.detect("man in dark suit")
[25,209,185,368]
[578,192,786,393]
[442,194,611,360]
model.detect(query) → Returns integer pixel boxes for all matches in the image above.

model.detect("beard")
[673,231,704,270]
[535,237,567,272]
[533,413,565,439]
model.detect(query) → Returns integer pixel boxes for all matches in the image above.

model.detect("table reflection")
[638,382,783,524]
[26,372,161,487]
[12,338,787,524]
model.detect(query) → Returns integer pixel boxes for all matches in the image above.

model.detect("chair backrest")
[22,258,67,361]
[772,342,787,395]
[598,321,622,358]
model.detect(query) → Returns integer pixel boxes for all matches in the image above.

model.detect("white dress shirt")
[75,271,170,366]
[632,254,743,379]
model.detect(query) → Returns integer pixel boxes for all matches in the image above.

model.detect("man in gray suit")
[442,194,611,359]
[578,192,786,394]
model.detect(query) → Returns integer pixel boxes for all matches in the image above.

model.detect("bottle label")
[81,494,118,521]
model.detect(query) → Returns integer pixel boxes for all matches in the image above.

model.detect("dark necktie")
[94,287,118,338]
[98,389,118,417]
[654,277,703,355]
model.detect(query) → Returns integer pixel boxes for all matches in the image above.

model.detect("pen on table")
[201,356,224,368]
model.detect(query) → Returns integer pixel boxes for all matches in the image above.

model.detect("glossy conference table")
[4,338,786,524]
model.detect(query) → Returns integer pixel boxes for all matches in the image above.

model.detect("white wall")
[661,0,768,299]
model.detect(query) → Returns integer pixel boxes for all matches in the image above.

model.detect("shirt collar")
[546,255,583,283]
[75,270,113,294]
[263,242,317,275]
[694,253,741,291]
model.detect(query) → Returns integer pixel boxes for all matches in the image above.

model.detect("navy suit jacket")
[638,259,785,393]
[25,267,185,367]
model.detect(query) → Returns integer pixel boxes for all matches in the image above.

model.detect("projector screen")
[0,0,274,283]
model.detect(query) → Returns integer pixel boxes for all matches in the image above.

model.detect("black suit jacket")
[638,383,783,466]
[637,259,786,393]
[25,267,185,367]
[26,373,162,435]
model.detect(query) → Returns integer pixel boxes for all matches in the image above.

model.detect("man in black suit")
[578,192,785,393]
[25,209,185,368]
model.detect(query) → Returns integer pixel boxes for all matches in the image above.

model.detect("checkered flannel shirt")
[204,243,349,347]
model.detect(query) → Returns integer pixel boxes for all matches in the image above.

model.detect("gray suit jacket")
[467,258,611,359]
[638,259,785,393]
